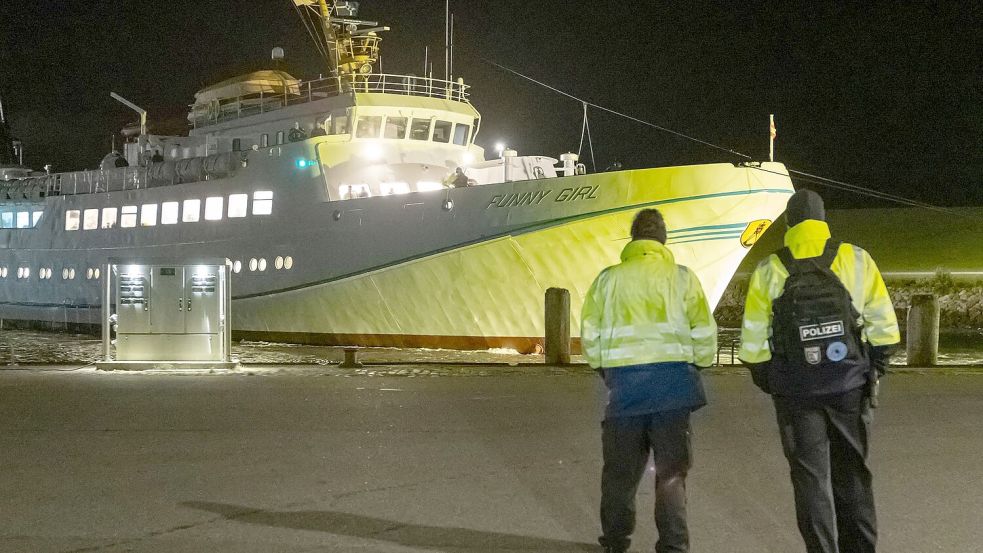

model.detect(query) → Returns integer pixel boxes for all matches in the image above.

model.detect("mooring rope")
[484,58,958,216]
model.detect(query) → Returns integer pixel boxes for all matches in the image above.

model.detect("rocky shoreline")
[715,276,983,333]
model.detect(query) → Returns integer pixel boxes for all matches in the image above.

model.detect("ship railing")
[47,166,149,196]
[189,73,470,128]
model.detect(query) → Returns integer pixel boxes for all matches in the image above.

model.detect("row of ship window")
[231,256,294,273]
[350,116,471,145]
[0,210,44,229]
[240,116,471,150]
[0,256,295,281]
[0,266,101,280]
[64,191,274,231]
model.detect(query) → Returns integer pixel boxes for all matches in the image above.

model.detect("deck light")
[361,141,384,161]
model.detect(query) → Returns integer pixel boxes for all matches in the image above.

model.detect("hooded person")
[738,189,900,553]
[581,208,716,553]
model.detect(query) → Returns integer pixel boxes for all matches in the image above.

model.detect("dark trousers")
[774,388,877,553]
[599,409,691,553]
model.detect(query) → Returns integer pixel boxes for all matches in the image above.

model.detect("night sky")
[2,1,980,206]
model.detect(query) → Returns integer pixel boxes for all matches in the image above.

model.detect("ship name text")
[485,185,599,210]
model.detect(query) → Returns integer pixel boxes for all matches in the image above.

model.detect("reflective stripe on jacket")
[581,240,717,369]
[738,219,901,363]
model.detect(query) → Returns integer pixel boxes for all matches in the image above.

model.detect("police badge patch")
[804,346,822,365]
[826,341,848,362]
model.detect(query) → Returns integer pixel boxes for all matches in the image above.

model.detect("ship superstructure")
[0,1,794,351]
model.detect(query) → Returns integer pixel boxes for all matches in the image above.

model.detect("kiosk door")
[151,266,186,333]
[185,266,221,334]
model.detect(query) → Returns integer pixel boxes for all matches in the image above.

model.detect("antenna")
[424,45,429,76]
[444,0,449,80]
[0,95,5,124]
[450,14,454,81]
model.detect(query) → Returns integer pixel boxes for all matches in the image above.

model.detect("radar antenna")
[291,1,388,79]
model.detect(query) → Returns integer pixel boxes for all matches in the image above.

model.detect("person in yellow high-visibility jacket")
[582,208,716,553]
[739,189,900,553]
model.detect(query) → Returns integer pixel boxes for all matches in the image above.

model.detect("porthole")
[62,268,69,280]
[86,268,94,280]
[17,267,24,279]
[94,268,101,279]
[233,260,242,273]
[258,258,267,271]
[24,267,31,279]
[284,256,293,270]
[249,258,258,272]
[274,256,284,270]
[0,267,6,278]
[69,268,76,280]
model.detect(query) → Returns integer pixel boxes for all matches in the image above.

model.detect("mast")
[317,0,341,78]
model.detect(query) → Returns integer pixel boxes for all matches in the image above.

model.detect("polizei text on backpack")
[798,321,845,341]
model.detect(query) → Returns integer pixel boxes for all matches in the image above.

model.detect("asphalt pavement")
[0,365,981,552]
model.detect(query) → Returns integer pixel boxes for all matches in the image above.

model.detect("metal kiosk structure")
[96,258,237,370]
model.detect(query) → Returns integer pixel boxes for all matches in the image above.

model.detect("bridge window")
[32,211,43,226]
[252,191,273,215]
[121,205,138,228]
[232,138,242,152]
[83,209,99,230]
[355,116,383,138]
[16,211,30,229]
[432,120,452,143]
[276,130,285,145]
[384,117,408,139]
[101,207,117,228]
[65,210,81,231]
[453,123,470,146]
[260,134,269,148]
[205,196,223,220]
[1,212,12,228]
[416,181,444,192]
[140,204,158,227]
[339,184,370,199]
[183,199,200,222]
[380,182,410,195]
[409,118,431,140]
[329,114,349,135]
[161,202,179,224]
[228,194,248,217]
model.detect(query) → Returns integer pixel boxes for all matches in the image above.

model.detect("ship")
[0,0,794,353]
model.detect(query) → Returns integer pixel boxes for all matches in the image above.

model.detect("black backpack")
[768,240,869,397]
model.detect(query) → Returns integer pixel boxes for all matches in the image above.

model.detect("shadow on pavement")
[183,501,598,552]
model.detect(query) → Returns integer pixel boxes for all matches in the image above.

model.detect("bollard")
[907,293,939,366]
[545,287,571,365]
[339,347,363,368]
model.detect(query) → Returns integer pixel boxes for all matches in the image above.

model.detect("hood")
[783,219,832,258]
[620,239,676,264]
